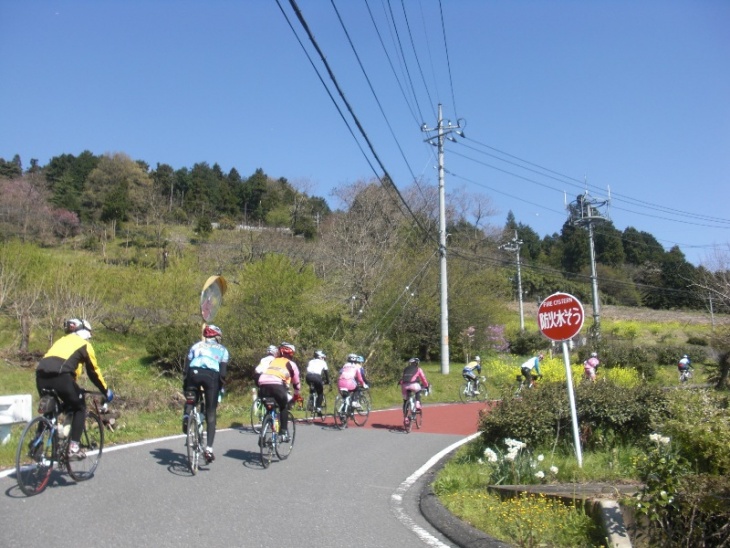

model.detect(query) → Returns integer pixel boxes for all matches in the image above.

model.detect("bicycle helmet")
[64,318,83,333]
[203,324,222,339]
[314,350,326,359]
[590,352,597,358]
[357,355,365,363]
[267,344,278,356]
[682,354,689,359]
[347,353,358,362]
[475,356,481,362]
[408,357,420,365]
[279,342,296,358]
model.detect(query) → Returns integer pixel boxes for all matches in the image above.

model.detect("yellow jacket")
[36,333,108,393]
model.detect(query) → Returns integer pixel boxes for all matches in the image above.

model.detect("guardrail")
[0,394,32,445]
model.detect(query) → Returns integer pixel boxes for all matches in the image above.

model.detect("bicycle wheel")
[316,393,327,423]
[186,412,201,475]
[459,382,473,403]
[250,398,265,434]
[403,407,412,433]
[259,416,274,469]
[275,410,296,460]
[15,416,55,496]
[66,411,104,482]
[474,381,488,402]
[306,394,316,424]
[333,395,347,430]
[414,407,423,429]
[352,394,370,426]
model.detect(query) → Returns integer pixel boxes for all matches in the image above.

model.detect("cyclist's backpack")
[401,363,419,384]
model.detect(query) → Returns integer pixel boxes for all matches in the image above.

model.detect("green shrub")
[507,330,546,356]
[479,380,669,450]
[145,324,200,372]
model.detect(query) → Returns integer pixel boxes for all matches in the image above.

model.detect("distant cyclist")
[305,350,330,414]
[36,318,114,460]
[678,354,692,380]
[257,342,301,442]
[337,353,367,408]
[462,356,482,393]
[520,353,543,388]
[400,358,429,421]
[182,324,229,464]
[354,354,369,408]
[583,352,600,382]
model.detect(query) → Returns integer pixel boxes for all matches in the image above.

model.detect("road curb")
[419,447,512,548]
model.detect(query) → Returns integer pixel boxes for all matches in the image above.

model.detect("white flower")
[535,471,545,479]
[537,454,544,462]
[660,436,670,445]
[660,490,667,497]
[477,458,483,464]
[649,433,661,443]
[550,466,559,474]
[483,448,498,463]
[505,452,517,462]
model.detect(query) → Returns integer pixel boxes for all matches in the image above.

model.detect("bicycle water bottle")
[58,413,72,438]
[273,414,279,434]
[197,412,204,435]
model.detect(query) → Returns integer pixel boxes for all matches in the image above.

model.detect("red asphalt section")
[298,401,493,436]
[365,401,493,435]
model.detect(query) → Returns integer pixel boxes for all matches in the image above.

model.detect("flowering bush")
[479,438,559,485]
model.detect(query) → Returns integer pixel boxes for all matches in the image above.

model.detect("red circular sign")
[538,292,585,341]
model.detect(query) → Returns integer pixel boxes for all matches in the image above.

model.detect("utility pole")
[500,231,525,331]
[422,104,464,374]
[569,190,610,340]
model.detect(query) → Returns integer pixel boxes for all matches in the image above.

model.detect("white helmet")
[314,350,326,359]
[591,352,597,358]
[347,353,358,363]
[475,356,481,362]
[267,345,278,356]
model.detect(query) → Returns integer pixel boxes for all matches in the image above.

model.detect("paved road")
[0,403,487,548]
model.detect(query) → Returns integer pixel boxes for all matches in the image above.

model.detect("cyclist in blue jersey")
[520,353,543,388]
[182,324,230,463]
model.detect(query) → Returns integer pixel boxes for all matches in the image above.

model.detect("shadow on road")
[149,447,204,476]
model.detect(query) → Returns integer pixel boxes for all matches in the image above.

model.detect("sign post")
[538,292,584,467]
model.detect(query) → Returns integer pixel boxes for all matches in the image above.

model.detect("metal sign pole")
[562,340,583,467]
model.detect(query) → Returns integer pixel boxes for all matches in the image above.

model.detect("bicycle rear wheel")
[352,394,370,427]
[414,408,423,429]
[403,407,412,433]
[67,411,104,482]
[333,395,347,429]
[275,410,296,460]
[314,393,327,423]
[250,398,265,434]
[459,382,474,403]
[15,416,55,496]
[259,416,274,469]
[186,412,201,474]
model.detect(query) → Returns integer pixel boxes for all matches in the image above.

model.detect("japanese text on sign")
[539,307,582,331]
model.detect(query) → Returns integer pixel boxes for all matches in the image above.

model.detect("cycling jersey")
[187,339,229,374]
[259,356,301,391]
[36,332,108,393]
[337,362,364,392]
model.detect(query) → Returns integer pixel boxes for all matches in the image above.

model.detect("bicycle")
[15,388,106,496]
[403,387,428,433]
[679,369,693,383]
[459,375,487,403]
[333,388,371,429]
[305,382,328,424]
[515,373,541,396]
[184,387,213,475]
[258,397,296,469]
[250,389,265,434]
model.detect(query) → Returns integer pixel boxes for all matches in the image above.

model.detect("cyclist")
[35,318,114,460]
[353,354,369,408]
[583,352,600,382]
[257,342,301,443]
[254,344,278,386]
[337,353,367,409]
[305,350,329,414]
[182,324,229,464]
[462,356,482,394]
[520,353,544,388]
[400,358,429,423]
[678,354,692,379]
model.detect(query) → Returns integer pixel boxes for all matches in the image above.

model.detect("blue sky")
[1,1,728,265]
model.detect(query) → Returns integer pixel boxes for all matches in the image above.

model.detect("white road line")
[390,432,481,547]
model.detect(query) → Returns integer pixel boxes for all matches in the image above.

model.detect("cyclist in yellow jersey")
[36,318,113,459]
[257,342,301,442]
